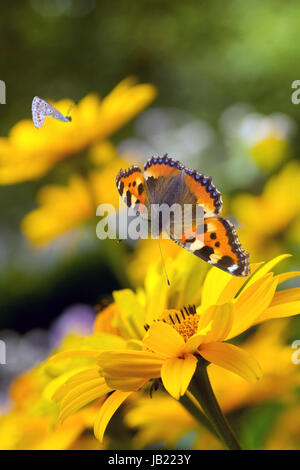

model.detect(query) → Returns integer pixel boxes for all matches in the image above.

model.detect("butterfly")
[32,96,72,129]
[116,154,250,277]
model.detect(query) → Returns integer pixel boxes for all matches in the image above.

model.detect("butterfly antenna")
[158,237,170,287]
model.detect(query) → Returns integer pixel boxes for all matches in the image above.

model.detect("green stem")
[179,391,219,439]
[188,359,242,450]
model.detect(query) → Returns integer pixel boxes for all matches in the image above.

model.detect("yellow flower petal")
[161,355,198,400]
[89,140,118,166]
[51,367,111,423]
[103,376,147,392]
[227,274,278,339]
[201,263,263,309]
[21,175,94,245]
[97,349,164,378]
[113,289,145,339]
[267,287,300,306]
[198,303,234,343]
[59,381,109,423]
[199,342,262,382]
[255,288,300,323]
[47,349,101,363]
[217,263,263,303]
[275,271,300,285]
[143,321,186,357]
[247,254,291,287]
[201,267,233,309]
[143,261,170,324]
[94,390,132,442]
[52,366,101,401]
[183,333,205,354]
[44,366,95,402]
[96,78,157,139]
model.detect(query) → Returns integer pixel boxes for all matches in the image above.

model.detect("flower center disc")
[161,305,199,342]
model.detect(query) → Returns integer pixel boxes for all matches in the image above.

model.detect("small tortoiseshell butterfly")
[116,154,250,276]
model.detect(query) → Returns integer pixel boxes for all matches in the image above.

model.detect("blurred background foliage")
[0,0,300,449]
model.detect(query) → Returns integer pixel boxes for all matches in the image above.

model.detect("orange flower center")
[161,305,200,342]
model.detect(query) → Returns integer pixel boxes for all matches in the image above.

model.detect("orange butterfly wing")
[171,216,250,277]
[116,165,149,215]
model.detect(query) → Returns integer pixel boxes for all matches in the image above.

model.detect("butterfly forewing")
[144,155,222,216]
[116,165,150,216]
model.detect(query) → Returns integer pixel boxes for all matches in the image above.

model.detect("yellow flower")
[48,252,300,443]
[209,319,300,413]
[124,319,300,449]
[96,302,261,409]
[0,367,101,450]
[0,408,100,450]
[93,303,123,336]
[21,175,94,245]
[250,135,289,172]
[21,153,129,245]
[232,109,294,172]
[231,160,300,259]
[124,393,197,449]
[0,78,157,184]
[126,239,182,286]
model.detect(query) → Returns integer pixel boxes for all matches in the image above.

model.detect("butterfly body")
[32,96,72,129]
[116,154,250,276]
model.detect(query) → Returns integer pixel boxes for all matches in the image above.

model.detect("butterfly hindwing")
[170,216,250,277]
[32,96,46,129]
[116,165,149,215]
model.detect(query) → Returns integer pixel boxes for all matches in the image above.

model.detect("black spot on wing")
[217,255,234,268]
[126,190,132,207]
[138,183,144,195]
[194,245,214,261]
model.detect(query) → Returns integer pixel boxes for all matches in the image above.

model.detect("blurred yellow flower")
[127,239,182,286]
[47,252,300,443]
[231,109,294,172]
[0,368,100,450]
[231,160,300,259]
[124,393,197,448]
[21,175,94,245]
[250,135,289,172]
[0,78,157,184]
[0,408,99,450]
[21,154,128,245]
[210,319,300,413]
